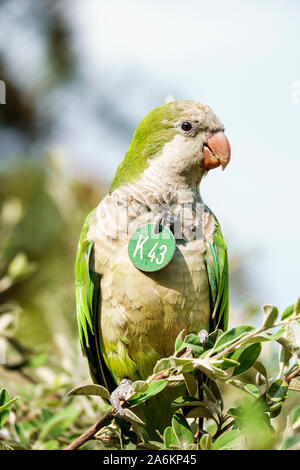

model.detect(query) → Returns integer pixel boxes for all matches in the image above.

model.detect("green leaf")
[40,406,81,440]
[166,375,186,387]
[227,407,242,418]
[200,433,213,450]
[229,343,262,376]
[171,396,208,408]
[206,329,224,348]
[0,394,19,414]
[201,382,220,417]
[209,379,224,410]
[0,389,10,429]
[43,440,60,450]
[254,361,268,388]
[164,426,179,449]
[268,328,286,341]
[228,380,260,398]
[267,380,288,409]
[2,442,28,450]
[124,408,145,426]
[270,406,282,419]
[281,304,295,321]
[154,357,194,374]
[181,334,204,356]
[214,357,240,369]
[209,379,222,401]
[0,388,19,429]
[214,325,255,353]
[276,336,300,359]
[15,423,28,447]
[282,434,300,450]
[183,373,197,396]
[210,364,231,379]
[146,441,164,449]
[130,381,148,395]
[67,384,110,400]
[267,379,288,401]
[175,329,185,352]
[186,407,214,420]
[8,253,37,282]
[172,412,194,449]
[128,379,167,408]
[41,408,54,422]
[279,328,293,376]
[212,429,240,450]
[202,382,218,405]
[291,405,300,428]
[253,361,268,380]
[261,304,278,328]
[27,353,48,368]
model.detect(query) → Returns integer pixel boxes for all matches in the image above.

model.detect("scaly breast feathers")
[99,238,210,381]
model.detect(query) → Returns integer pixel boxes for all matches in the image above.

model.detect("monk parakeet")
[76,99,230,422]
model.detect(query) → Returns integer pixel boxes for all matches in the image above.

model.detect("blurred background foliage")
[0,0,299,450]
[0,157,107,449]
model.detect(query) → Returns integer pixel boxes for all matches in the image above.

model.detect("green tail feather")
[134,385,186,440]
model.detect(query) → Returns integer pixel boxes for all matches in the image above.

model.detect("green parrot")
[75,99,231,428]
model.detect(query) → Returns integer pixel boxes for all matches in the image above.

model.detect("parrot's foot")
[198,329,209,348]
[110,378,133,418]
[154,212,175,235]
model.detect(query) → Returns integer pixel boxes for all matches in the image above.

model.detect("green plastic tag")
[128,223,176,272]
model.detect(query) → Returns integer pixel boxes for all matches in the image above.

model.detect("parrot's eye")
[181,121,193,132]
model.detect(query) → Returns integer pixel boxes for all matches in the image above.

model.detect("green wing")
[205,210,229,332]
[75,210,116,392]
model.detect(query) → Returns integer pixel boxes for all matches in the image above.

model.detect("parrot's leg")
[110,378,133,418]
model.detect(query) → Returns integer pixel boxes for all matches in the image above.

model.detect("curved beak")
[201,131,231,171]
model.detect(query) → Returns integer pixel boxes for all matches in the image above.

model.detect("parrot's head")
[110,100,230,192]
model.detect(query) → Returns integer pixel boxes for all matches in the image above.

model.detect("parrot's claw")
[110,378,133,418]
[198,329,209,348]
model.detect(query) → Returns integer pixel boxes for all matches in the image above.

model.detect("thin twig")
[150,348,192,381]
[64,411,113,450]
[284,366,300,383]
[213,419,235,440]
[65,361,176,450]
[212,314,300,361]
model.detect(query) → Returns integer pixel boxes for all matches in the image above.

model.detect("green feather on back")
[205,211,229,332]
[75,210,115,391]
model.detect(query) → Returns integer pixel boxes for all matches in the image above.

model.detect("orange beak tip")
[202,131,231,172]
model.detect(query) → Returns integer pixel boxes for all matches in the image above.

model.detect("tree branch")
[284,366,300,383]
[213,419,235,439]
[212,314,300,361]
[64,364,175,450]
[64,411,113,450]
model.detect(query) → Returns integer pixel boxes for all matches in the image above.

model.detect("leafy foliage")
[63,300,300,450]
